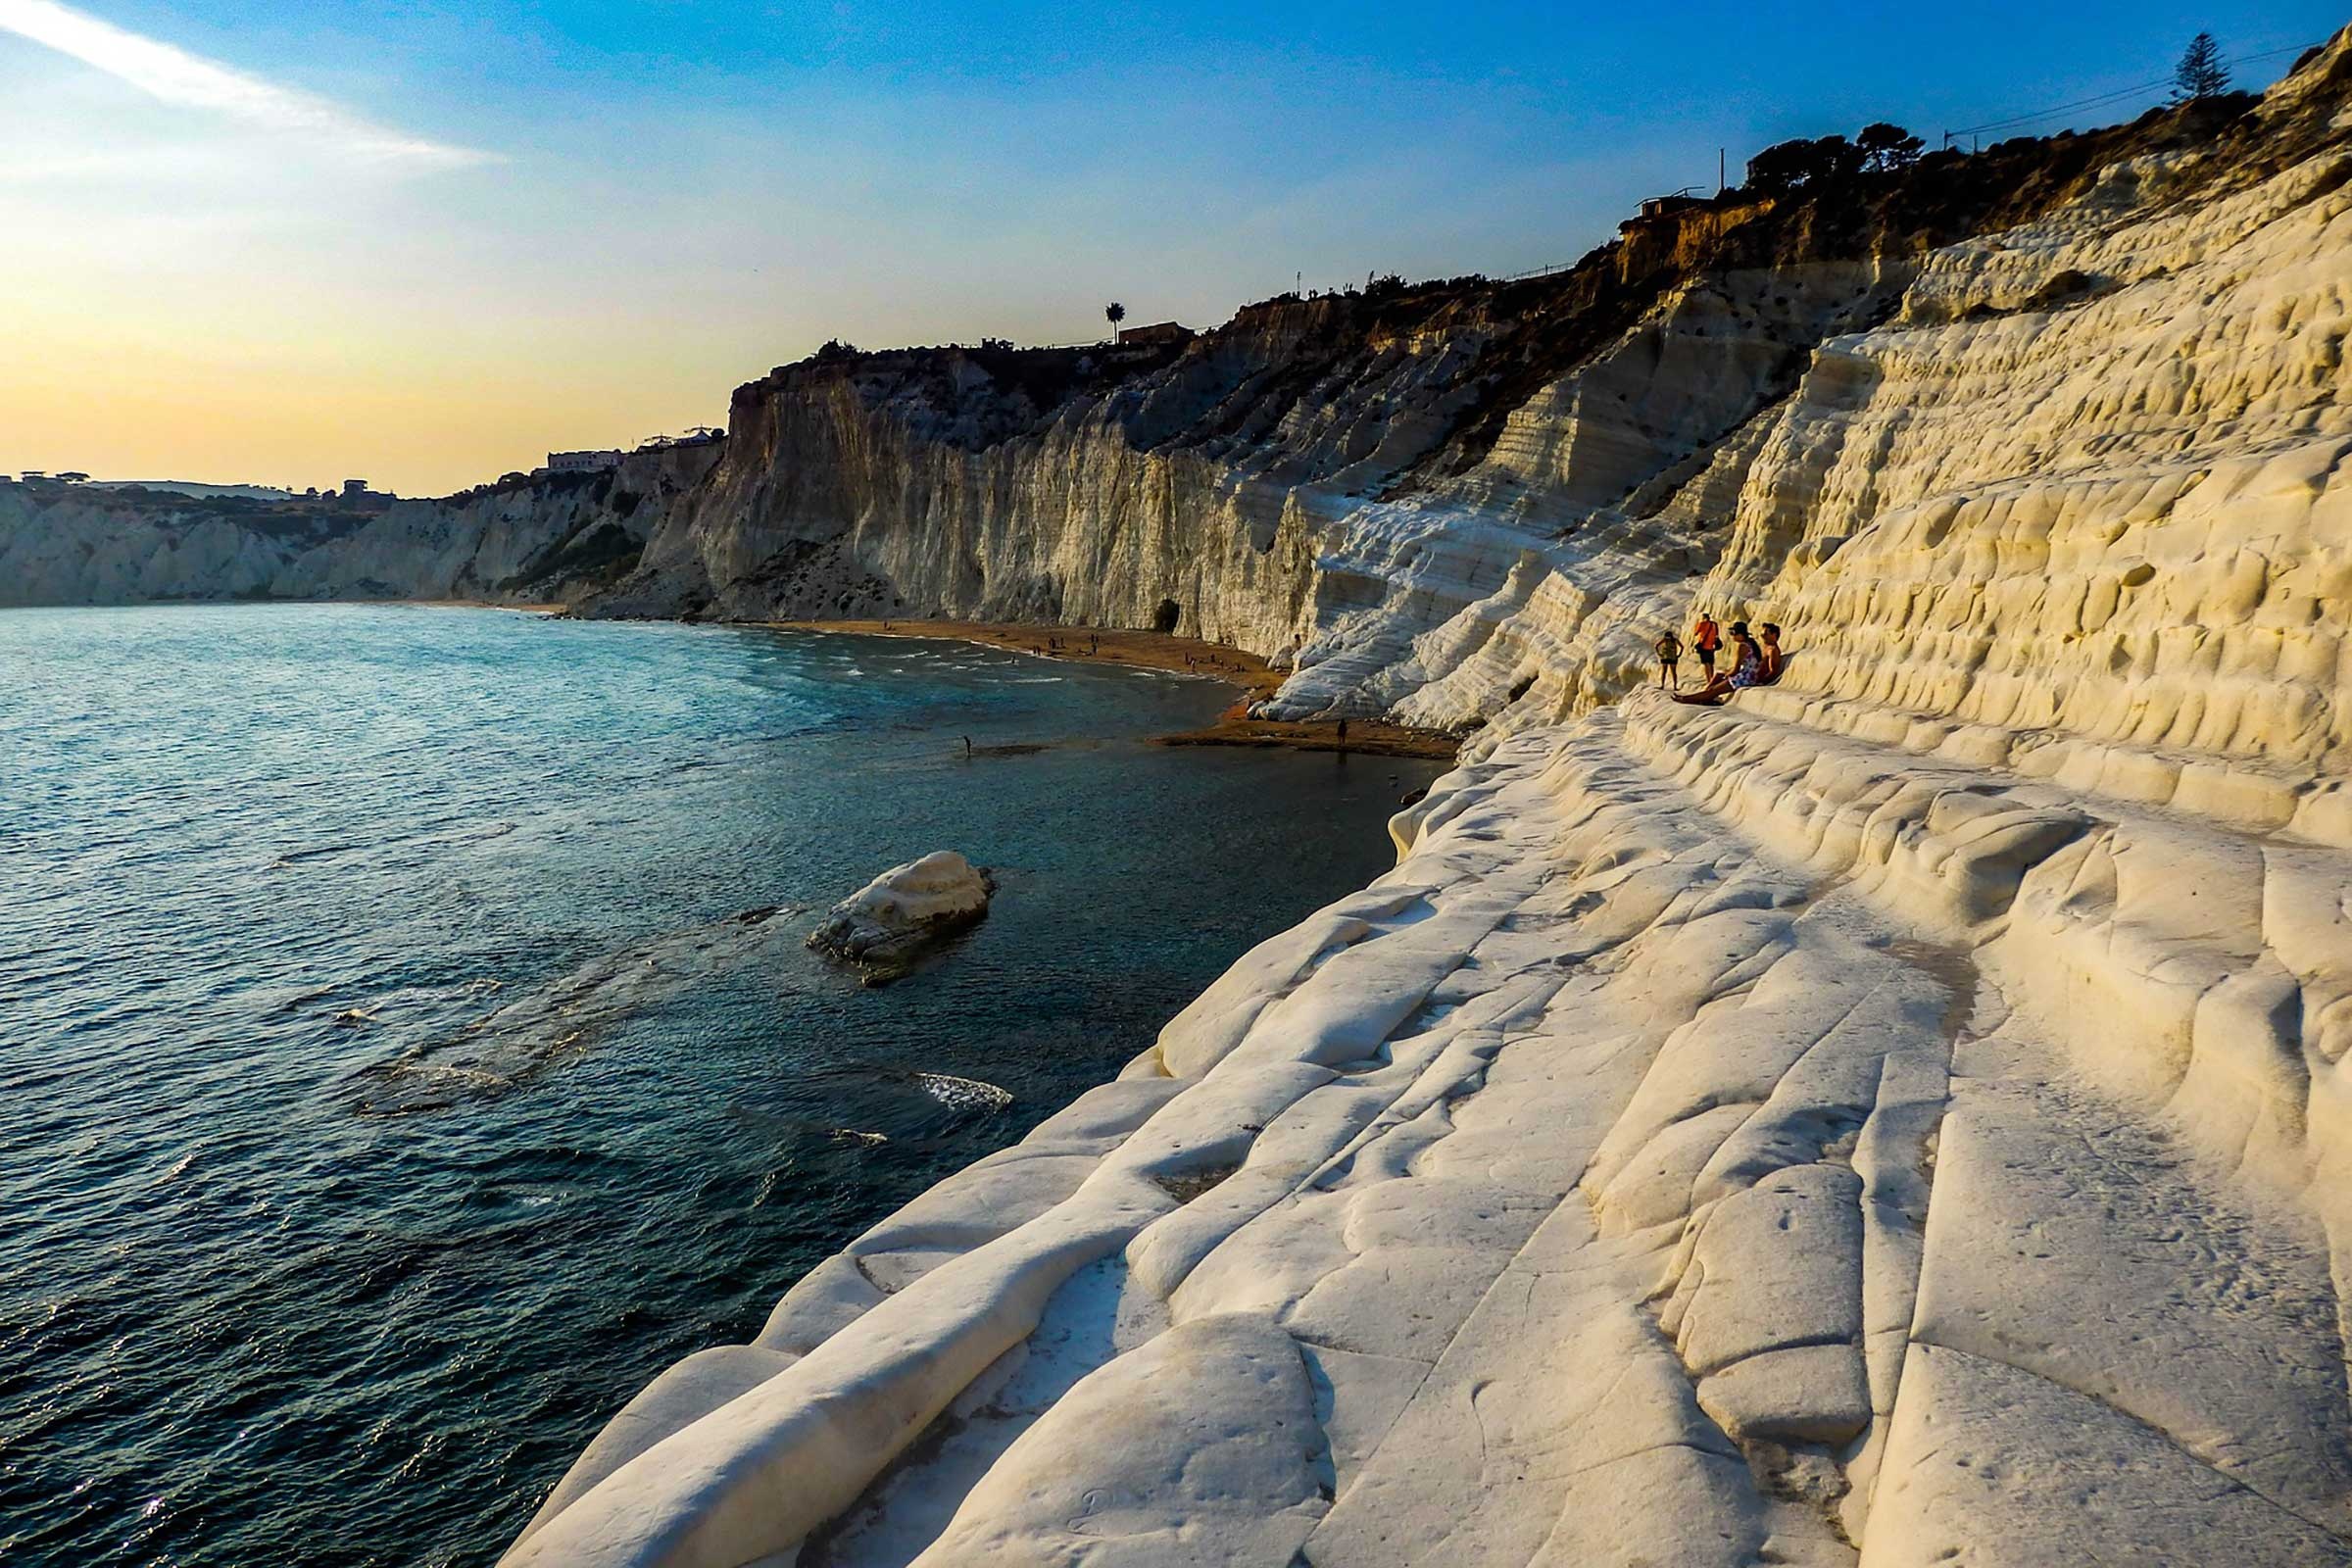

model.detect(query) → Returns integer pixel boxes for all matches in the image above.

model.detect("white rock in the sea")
[806,851,993,979]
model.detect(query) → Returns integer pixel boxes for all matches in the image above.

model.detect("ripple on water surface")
[0,604,1443,1567]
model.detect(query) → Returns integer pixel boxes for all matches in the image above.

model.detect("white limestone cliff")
[0,443,717,608]
[503,32,2352,1568]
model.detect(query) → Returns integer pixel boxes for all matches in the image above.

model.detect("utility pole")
[1718,146,1726,194]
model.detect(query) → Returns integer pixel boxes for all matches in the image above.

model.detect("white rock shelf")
[504,676,2352,1566]
[503,42,2352,1568]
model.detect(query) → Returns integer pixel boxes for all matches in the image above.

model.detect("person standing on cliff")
[1691,612,1722,681]
[1654,628,1683,690]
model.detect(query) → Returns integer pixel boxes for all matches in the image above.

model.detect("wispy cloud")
[0,0,493,168]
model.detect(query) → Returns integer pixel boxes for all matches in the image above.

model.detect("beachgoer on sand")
[1692,613,1721,679]
[1653,628,1683,689]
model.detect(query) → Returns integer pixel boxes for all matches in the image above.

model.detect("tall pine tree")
[2174,31,2230,102]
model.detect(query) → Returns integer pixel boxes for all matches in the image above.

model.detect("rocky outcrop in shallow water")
[806,852,995,983]
[503,32,2352,1568]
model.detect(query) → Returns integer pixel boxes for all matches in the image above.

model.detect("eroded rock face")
[504,34,2352,1568]
[806,851,994,982]
[547,66,2352,764]
[560,46,2352,789]
[0,443,719,608]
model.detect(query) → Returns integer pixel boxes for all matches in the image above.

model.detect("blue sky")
[1,0,2339,492]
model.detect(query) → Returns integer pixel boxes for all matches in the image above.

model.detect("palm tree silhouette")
[1105,302,1126,339]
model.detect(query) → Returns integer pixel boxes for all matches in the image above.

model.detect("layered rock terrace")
[501,35,2352,1568]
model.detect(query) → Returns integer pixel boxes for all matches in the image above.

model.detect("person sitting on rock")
[1756,623,1786,684]
[1653,628,1683,689]
[1673,621,1763,706]
[1727,623,1766,690]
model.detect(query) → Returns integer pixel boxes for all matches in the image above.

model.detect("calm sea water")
[0,605,1440,1567]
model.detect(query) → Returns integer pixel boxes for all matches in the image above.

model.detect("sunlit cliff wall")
[573,59,2348,837]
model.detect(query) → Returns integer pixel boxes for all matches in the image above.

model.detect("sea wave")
[906,1072,1013,1111]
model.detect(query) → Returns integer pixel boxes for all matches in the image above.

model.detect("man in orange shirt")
[1691,612,1722,681]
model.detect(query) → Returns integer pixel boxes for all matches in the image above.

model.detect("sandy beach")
[764,618,1461,760]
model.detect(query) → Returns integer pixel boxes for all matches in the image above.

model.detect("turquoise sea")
[0,605,1440,1566]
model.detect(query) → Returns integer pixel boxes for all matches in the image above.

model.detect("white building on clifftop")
[545,449,624,474]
